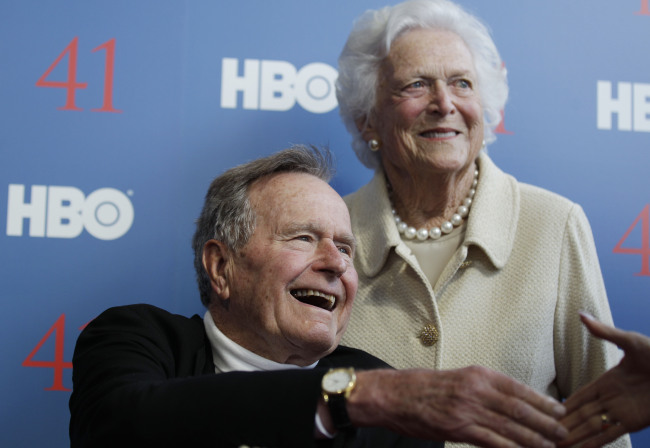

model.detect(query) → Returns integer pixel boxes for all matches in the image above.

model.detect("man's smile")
[291,289,336,311]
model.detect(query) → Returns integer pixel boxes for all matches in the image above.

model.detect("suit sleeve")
[69,305,325,448]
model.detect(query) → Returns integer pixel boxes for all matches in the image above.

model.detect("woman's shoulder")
[518,181,576,208]
[482,153,577,211]
[516,181,589,229]
[343,172,385,206]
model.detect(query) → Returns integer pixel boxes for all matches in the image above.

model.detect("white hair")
[336,0,508,170]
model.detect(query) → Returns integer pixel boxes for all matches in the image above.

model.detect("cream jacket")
[342,153,629,448]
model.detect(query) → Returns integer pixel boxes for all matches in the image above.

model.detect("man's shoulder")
[95,303,202,326]
[87,303,206,346]
[321,345,393,370]
[76,303,211,377]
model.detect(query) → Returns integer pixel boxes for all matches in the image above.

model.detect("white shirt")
[203,311,334,438]
[203,310,318,373]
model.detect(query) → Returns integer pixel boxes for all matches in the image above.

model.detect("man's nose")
[314,241,347,277]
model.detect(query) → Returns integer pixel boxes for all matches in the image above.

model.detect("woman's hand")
[559,313,650,448]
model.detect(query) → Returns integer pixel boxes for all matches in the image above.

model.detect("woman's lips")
[419,129,458,139]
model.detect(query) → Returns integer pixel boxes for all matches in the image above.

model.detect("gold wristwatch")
[321,367,357,431]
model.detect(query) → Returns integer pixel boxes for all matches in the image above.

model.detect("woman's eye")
[401,81,428,97]
[297,235,312,242]
[455,79,471,89]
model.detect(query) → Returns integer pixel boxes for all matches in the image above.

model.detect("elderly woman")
[336,1,629,447]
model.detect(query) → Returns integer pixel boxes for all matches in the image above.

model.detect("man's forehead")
[250,172,331,203]
[249,172,351,231]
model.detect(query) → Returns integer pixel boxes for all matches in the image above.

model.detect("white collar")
[203,311,318,373]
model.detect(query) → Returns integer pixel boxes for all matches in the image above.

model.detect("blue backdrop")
[1,1,648,446]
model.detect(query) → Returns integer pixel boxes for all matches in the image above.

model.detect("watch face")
[323,370,352,393]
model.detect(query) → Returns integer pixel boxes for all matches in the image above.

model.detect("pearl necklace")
[391,168,479,241]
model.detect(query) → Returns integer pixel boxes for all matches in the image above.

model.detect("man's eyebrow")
[283,223,356,250]
[337,233,357,252]
[282,222,317,236]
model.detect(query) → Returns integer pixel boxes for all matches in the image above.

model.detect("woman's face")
[366,28,484,178]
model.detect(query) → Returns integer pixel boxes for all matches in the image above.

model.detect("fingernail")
[546,398,565,417]
[579,311,595,320]
[556,425,569,439]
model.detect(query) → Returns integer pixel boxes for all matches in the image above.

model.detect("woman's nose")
[427,84,455,115]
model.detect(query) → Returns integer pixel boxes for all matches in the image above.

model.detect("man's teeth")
[291,289,336,310]
[421,131,456,138]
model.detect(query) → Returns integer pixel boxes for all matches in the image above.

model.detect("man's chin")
[287,333,338,365]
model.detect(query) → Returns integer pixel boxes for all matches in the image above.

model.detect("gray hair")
[336,0,508,170]
[192,145,334,307]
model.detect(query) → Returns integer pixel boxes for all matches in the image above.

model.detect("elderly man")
[69,146,568,448]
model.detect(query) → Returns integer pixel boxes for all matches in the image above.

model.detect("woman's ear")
[356,113,379,143]
[202,239,232,300]
[355,115,368,134]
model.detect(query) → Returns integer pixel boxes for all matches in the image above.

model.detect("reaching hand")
[349,365,567,448]
[559,313,650,448]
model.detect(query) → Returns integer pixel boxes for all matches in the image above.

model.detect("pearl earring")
[368,139,380,152]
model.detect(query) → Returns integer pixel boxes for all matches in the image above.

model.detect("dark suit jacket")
[69,304,443,448]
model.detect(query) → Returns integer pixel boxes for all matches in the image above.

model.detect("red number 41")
[36,36,121,113]
[613,204,650,276]
[22,314,73,391]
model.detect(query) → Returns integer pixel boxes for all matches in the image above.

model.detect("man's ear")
[202,239,232,300]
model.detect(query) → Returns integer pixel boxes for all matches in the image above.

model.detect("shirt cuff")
[315,411,336,439]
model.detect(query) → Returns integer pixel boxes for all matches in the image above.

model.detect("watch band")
[321,368,356,432]
[326,393,353,431]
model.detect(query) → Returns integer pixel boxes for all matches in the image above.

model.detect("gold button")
[419,324,439,346]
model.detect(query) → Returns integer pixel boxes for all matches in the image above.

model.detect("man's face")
[211,172,358,366]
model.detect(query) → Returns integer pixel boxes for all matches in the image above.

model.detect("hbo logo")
[220,58,338,114]
[6,185,134,240]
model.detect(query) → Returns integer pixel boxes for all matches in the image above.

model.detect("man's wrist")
[321,368,357,431]
[345,369,396,428]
